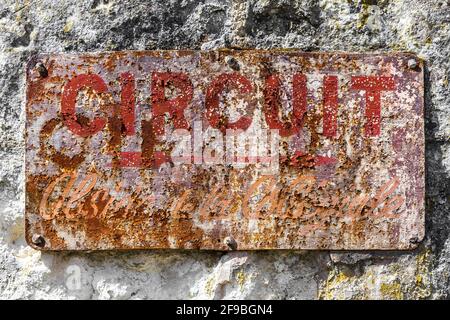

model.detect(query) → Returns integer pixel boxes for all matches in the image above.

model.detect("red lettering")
[264,74,306,137]
[61,74,108,137]
[151,72,193,136]
[264,74,339,138]
[120,72,136,135]
[351,76,395,136]
[323,76,338,137]
[205,73,253,133]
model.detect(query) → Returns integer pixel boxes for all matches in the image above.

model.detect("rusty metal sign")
[25,50,425,250]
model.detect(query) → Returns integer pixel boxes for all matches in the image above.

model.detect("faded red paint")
[264,74,307,137]
[61,74,108,137]
[117,151,142,167]
[120,72,136,136]
[25,50,425,251]
[351,76,396,136]
[323,76,338,137]
[205,73,253,133]
[151,72,193,135]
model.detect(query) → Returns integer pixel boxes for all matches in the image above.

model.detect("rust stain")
[25,50,425,250]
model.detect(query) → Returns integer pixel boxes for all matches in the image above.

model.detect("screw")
[224,236,237,250]
[225,56,240,71]
[407,58,418,70]
[35,62,48,78]
[32,234,46,248]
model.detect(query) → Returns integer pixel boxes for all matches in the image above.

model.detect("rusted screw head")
[225,56,240,71]
[35,62,48,78]
[224,236,237,250]
[407,58,418,70]
[32,234,46,247]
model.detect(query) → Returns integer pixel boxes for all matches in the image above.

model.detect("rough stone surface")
[0,0,449,299]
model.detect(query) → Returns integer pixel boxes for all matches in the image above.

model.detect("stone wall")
[0,0,449,299]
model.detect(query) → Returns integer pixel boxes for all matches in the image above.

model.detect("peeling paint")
[25,50,425,251]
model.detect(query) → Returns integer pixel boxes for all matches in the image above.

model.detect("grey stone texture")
[0,0,449,299]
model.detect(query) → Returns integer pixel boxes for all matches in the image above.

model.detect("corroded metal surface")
[25,50,425,250]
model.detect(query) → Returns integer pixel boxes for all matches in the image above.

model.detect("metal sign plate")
[25,50,425,250]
